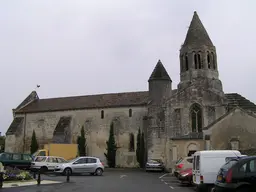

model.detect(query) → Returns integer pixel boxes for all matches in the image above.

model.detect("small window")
[47,157,58,163]
[101,110,104,119]
[249,160,256,172]
[212,52,216,70]
[129,109,132,117]
[38,151,46,156]
[129,133,135,152]
[195,156,200,170]
[187,158,193,163]
[13,154,21,160]
[207,52,211,69]
[74,158,87,164]
[239,163,247,173]
[35,157,47,162]
[1,153,11,160]
[185,55,189,71]
[86,158,97,163]
[221,159,238,171]
[23,154,32,161]
[194,54,197,69]
[197,54,202,69]
[57,158,67,163]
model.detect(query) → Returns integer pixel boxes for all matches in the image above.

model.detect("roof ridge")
[39,90,149,101]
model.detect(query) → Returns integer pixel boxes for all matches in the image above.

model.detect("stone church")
[5,11,256,168]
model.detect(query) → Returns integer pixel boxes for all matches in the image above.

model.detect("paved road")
[1,170,195,192]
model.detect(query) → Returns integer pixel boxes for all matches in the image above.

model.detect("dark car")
[0,152,33,170]
[178,168,193,185]
[145,159,165,172]
[214,156,256,192]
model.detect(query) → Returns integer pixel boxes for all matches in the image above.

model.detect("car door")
[46,157,58,170]
[245,159,256,189]
[86,158,97,173]
[22,154,33,169]
[12,153,22,169]
[72,158,87,173]
[194,155,201,184]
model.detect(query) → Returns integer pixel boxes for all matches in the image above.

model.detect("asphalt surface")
[1,170,195,192]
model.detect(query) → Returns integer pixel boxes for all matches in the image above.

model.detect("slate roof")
[148,60,172,82]
[183,11,213,47]
[6,117,24,135]
[16,91,149,113]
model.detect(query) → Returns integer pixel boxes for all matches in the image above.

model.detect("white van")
[192,150,241,191]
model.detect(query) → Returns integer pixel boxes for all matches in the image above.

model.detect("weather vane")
[36,84,40,89]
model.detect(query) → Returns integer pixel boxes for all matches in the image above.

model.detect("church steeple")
[183,11,213,48]
[178,11,223,94]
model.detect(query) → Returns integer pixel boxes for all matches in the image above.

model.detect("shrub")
[3,167,33,181]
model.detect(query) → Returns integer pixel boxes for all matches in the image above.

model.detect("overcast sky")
[0,0,255,134]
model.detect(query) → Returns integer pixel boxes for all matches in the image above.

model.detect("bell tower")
[178,11,223,94]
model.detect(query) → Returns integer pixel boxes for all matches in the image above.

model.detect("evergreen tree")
[104,122,118,168]
[77,126,87,156]
[136,129,141,164]
[30,130,39,154]
[0,136,5,153]
[140,132,145,168]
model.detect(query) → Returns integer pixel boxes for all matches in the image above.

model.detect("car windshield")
[176,157,183,164]
[68,157,79,163]
[221,159,238,171]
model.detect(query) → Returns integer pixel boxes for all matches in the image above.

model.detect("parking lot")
[2,170,195,192]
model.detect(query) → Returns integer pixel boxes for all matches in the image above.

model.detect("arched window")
[211,52,216,70]
[129,109,132,117]
[207,52,211,69]
[185,54,189,71]
[198,52,202,69]
[129,133,135,152]
[194,53,197,69]
[180,55,183,72]
[101,110,104,119]
[190,104,202,133]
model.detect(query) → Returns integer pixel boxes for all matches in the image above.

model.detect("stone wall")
[6,106,147,167]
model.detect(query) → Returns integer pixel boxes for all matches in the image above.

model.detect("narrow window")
[197,53,202,69]
[129,133,135,152]
[191,104,202,133]
[129,109,132,117]
[101,110,104,119]
[212,52,216,70]
[180,55,184,72]
[185,55,189,71]
[207,52,211,69]
[194,54,197,69]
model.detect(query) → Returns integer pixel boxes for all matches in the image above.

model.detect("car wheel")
[64,168,72,176]
[40,166,48,173]
[95,168,103,176]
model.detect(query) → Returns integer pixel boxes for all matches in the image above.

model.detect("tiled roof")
[225,93,256,112]
[6,117,24,135]
[16,91,149,113]
[14,91,256,114]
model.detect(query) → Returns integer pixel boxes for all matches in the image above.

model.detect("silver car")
[145,159,165,172]
[54,156,104,176]
[30,156,67,172]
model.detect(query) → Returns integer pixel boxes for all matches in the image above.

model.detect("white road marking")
[120,175,127,178]
[164,182,168,185]
[170,186,174,189]
[159,173,168,179]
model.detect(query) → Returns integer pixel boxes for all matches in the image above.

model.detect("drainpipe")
[23,113,27,153]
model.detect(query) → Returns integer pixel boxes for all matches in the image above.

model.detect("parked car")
[30,156,67,172]
[0,152,32,170]
[174,156,193,177]
[54,156,104,176]
[192,150,242,192]
[213,156,256,192]
[178,168,193,185]
[145,159,165,172]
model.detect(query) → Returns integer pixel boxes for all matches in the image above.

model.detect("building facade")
[5,12,256,168]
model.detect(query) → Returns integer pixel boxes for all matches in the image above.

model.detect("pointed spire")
[148,60,172,82]
[182,11,213,47]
